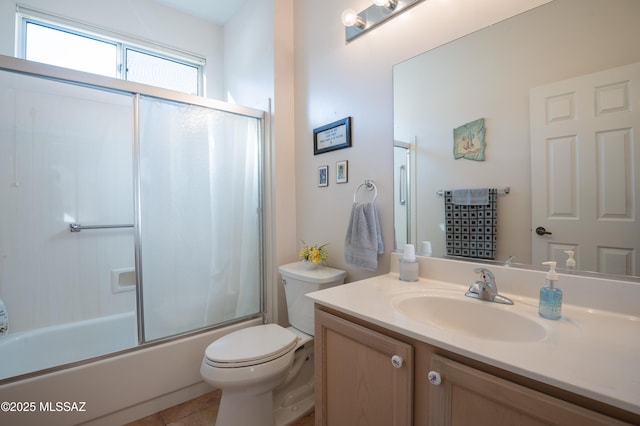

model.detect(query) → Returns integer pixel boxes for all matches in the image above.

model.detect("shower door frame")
[0,54,267,362]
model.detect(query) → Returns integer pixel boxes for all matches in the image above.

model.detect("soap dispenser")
[564,250,576,272]
[539,261,562,320]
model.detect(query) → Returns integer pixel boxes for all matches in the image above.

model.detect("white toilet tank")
[279,262,346,335]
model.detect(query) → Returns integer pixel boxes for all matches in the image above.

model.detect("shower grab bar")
[69,223,134,232]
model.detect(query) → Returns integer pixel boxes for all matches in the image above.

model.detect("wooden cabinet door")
[315,309,413,426]
[428,354,630,426]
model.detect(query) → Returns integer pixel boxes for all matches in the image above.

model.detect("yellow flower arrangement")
[299,241,328,264]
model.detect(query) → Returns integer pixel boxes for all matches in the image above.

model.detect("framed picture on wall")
[313,117,352,155]
[336,160,348,184]
[318,165,328,187]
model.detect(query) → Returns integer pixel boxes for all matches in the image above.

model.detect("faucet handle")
[473,268,495,284]
[467,267,514,305]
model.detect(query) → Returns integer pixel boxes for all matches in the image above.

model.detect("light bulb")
[341,9,366,28]
[373,0,398,10]
[341,9,358,27]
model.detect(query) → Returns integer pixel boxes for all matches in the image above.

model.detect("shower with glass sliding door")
[0,56,265,381]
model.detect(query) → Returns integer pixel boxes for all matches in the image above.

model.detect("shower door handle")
[69,223,134,232]
[399,165,407,206]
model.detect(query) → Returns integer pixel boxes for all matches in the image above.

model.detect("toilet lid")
[205,324,298,368]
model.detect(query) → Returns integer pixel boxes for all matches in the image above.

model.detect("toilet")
[200,262,346,426]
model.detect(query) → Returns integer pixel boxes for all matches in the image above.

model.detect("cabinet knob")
[391,355,404,368]
[428,370,442,386]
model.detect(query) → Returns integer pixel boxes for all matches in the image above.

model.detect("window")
[25,22,118,78]
[126,49,199,95]
[18,11,203,95]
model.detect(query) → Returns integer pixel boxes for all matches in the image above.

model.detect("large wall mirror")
[393,0,640,279]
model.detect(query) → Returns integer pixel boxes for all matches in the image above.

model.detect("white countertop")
[307,272,640,416]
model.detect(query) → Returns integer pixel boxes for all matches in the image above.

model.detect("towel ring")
[354,180,378,202]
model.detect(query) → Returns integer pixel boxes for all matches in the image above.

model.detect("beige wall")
[292,0,550,282]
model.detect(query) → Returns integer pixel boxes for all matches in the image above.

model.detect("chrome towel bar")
[436,186,510,196]
[69,223,134,232]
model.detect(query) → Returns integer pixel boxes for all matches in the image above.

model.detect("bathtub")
[0,317,261,426]
[0,312,137,380]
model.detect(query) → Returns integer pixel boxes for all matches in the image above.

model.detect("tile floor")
[125,390,315,426]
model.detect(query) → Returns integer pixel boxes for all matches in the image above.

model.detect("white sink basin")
[392,292,547,342]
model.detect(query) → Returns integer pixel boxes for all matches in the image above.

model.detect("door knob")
[428,371,442,386]
[535,226,552,236]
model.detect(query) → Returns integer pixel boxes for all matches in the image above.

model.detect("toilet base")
[216,389,274,426]
[213,342,315,426]
[274,384,314,426]
[273,338,315,425]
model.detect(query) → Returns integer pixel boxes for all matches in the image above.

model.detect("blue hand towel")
[344,202,384,271]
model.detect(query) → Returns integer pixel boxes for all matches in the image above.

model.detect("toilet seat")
[205,324,298,368]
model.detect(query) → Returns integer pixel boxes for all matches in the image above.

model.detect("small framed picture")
[313,117,352,155]
[318,165,328,187]
[336,160,348,184]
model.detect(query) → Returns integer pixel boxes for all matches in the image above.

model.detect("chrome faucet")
[465,268,514,305]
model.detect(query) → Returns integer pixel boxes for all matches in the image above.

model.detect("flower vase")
[301,260,319,270]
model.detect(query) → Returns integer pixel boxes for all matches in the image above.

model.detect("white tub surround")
[308,254,640,417]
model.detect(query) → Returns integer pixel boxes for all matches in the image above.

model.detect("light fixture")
[342,0,425,42]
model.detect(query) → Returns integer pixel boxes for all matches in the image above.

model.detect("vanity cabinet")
[314,305,638,426]
[314,309,413,425]
[429,353,628,425]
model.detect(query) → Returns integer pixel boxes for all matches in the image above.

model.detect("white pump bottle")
[564,250,576,272]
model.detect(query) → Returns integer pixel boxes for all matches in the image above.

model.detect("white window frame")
[15,5,205,95]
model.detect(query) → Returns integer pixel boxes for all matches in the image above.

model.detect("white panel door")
[530,62,640,275]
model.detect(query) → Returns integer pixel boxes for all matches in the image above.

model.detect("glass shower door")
[0,58,265,381]
[138,96,263,341]
[0,69,136,379]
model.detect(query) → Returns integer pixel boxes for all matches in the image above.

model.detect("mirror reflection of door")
[394,142,414,250]
[530,62,640,275]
